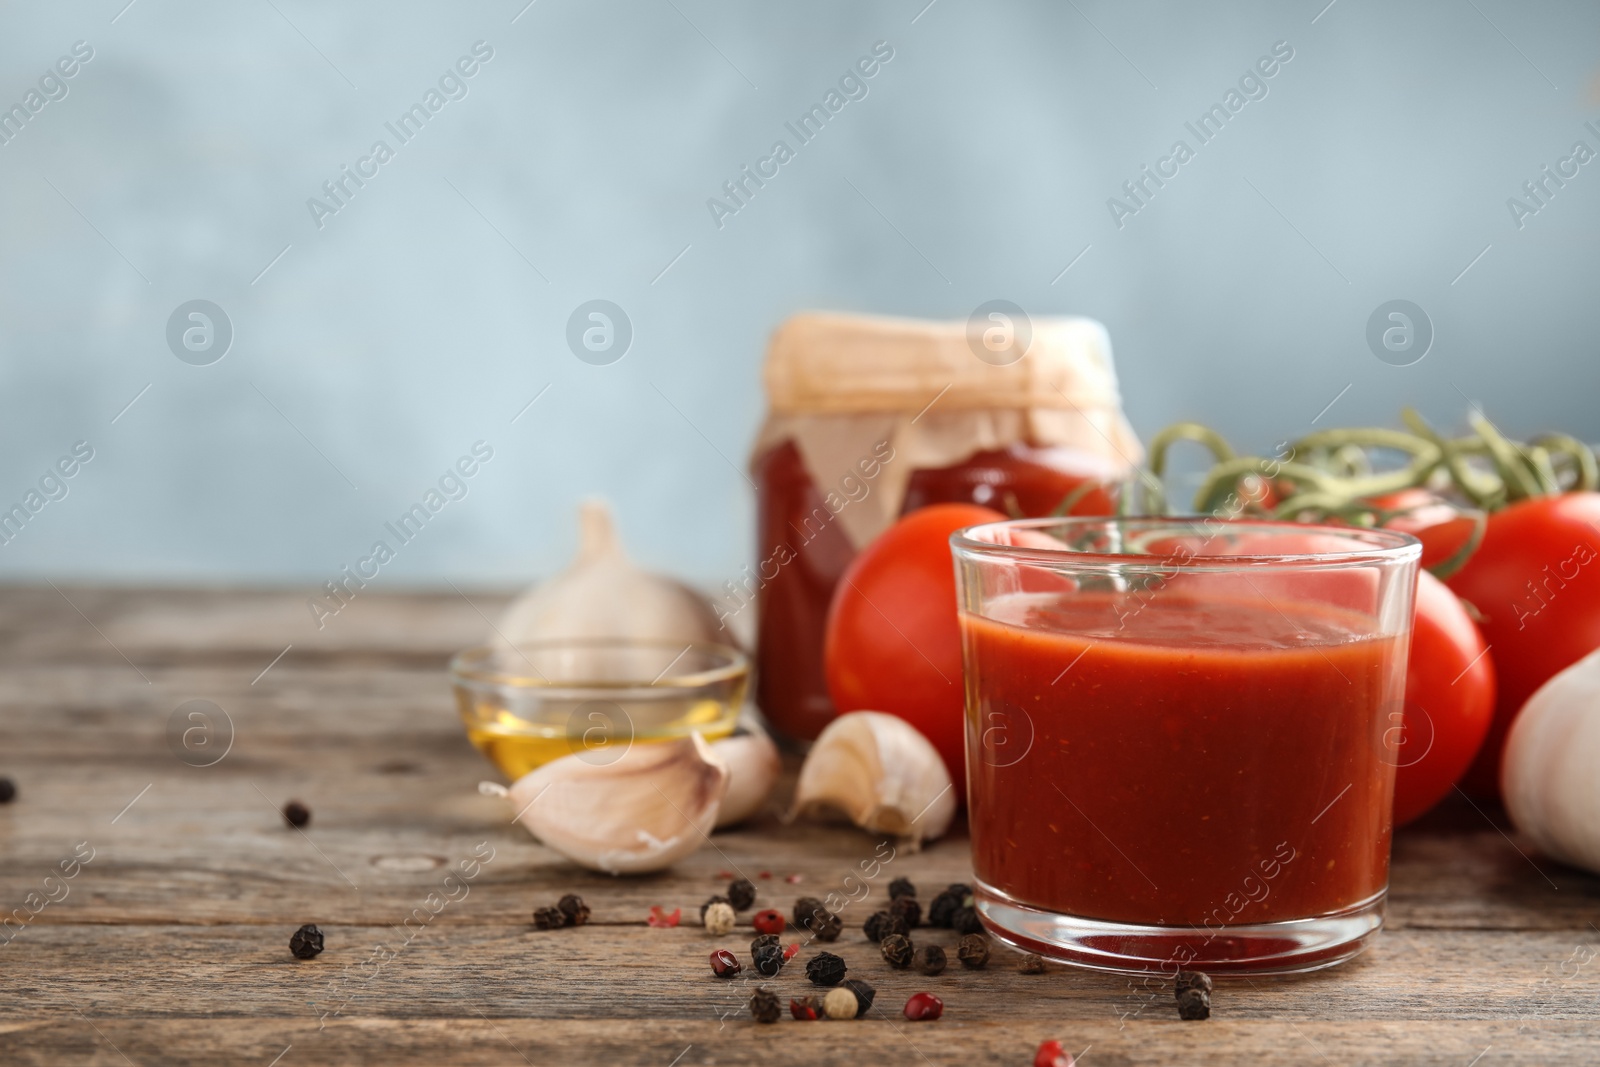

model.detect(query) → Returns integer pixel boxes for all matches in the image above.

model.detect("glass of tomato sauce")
[952,517,1420,974]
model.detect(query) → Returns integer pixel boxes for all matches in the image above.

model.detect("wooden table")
[2,587,1596,1066]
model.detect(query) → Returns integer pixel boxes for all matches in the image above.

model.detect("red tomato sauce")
[963,592,1404,927]
[755,439,1118,741]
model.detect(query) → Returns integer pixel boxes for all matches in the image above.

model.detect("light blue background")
[1,0,1596,596]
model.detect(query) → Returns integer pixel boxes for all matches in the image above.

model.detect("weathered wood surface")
[1,586,1597,1066]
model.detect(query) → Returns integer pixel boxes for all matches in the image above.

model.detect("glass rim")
[950,516,1422,571]
[449,638,748,691]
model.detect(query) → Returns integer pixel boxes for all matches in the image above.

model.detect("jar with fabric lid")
[746,311,1143,742]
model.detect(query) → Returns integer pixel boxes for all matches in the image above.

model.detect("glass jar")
[748,312,1141,742]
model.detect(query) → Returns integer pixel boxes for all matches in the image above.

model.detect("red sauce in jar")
[963,592,1402,927]
[754,440,1122,741]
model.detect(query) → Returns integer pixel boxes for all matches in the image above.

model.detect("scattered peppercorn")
[753,942,786,976]
[794,896,826,929]
[928,884,970,928]
[783,943,799,960]
[751,933,780,954]
[647,906,681,928]
[751,908,785,936]
[810,909,843,942]
[709,948,742,978]
[727,877,757,911]
[951,906,984,936]
[289,923,324,960]
[889,895,922,930]
[805,951,848,986]
[1177,987,1211,1021]
[557,894,590,926]
[881,933,914,969]
[956,934,990,969]
[700,895,731,921]
[863,910,908,943]
[749,986,782,1024]
[841,978,876,1014]
[822,986,859,1020]
[1018,952,1046,974]
[1034,1039,1074,1067]
[914,944,947,976]
[1175,970,1213,997]
[0,777,17,803]
[790,995,825,1021]
[703,901,736,936]
[283,800,311,829]
[888,876,916,899]
[533,906,567,930]
[903,991,943,1021]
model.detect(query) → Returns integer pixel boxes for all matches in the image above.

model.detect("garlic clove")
[1503,648,1600,875]
[486,732,729,874]
[497,499,727,648]
[712,722,781,828]
[791,711,956,845]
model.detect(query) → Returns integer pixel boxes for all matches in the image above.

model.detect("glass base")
[975,882,1386,976]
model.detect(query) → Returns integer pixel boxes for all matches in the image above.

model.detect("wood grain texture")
[2,586,1598,1066]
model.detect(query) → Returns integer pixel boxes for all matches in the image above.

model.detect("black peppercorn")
[283,800,311,829]
[533,906,567,930]
[880,933,914,969]
[951,906,984,936]
[863,910,908,943]
[928,885,970,928]
[956,933,990,969]
[889,895,922,930]
[289,923,324,960]
[751,932,780,954]
[728,877,757,912]
[913,944,946,976]
[805,951,848,986]
[888,876,916,900]
[0,777,16,804]
[1177,987,1211,1020]
[1175,970,1213,997]
[753,942,786,976]
[793,896,826,930]
[701,894,731,921]
[1018,952,1046,974]
[749,986,782,1023]
[810,908,842,942]
[841,978,877,1014]
[557,894,591,926]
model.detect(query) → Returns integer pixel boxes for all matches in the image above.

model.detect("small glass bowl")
[449,639,749,779]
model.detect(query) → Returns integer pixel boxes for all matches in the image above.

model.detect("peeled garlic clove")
[497,499,726,647]
[791,711,955,845]
[712,724,781,828]
[488,733,729,874]
[1503,649,1600,875]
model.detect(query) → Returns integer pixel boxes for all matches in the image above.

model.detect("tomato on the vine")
[1445,492,1600,797]
[1390,570,1495,825]
[823,503,1005,800]
[1366,488,1483,577]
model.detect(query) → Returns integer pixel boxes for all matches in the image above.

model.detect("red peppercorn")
[709,948,742,978]
[903,992,943,1021]
[751,908,785,935]
[783,942,799,960]
[1034,1039,1074,1067]
[790,996,823,1021]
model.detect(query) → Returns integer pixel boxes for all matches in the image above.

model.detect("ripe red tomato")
[1445,492,1600,797]
[823,503,1005,799]
[1366,489,1483,576]
[1389,570,1495,825]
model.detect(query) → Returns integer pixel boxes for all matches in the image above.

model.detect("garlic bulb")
[711,724,781,828]
[497,500,725,647]
[791,711,956,845]
[1503,649,1600,875]
[482,732,729,874]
